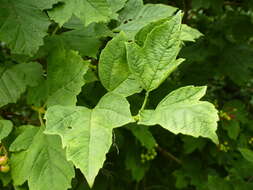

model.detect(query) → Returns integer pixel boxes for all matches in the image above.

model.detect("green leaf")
[45,93,133,187]
[108,0,127,13]
[10,126,74,190]
[0,120,13,142]
[48,0,117,26]
[38,22,113,58]
[139,86,219,144]
[99,32,142,96]
[0,62,43,107]
[99,32,129,90]
[0,0,51,55]
[47,48,89,106]
[116,0,177,38]
[9,125,38,152]
[126,14,184,91]
[127,124,156,150]
[239,148,253,163]
[125,145,149,182]
[111,75,142,97]
[181,24,203,42]
[25,0,61,10]
[207,176,233,190]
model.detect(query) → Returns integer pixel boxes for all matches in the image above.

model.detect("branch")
[157,146,182,164]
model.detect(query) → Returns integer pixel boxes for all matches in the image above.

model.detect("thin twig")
[139,91,149,113]
[157,146,182,164]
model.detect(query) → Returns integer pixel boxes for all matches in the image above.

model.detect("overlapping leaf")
[47,48,89,106]
[10,126,74,190]
[126,13,184,92]
[39,22,113,58]
[181,24,203,42]
[0,62,43,107]
[0,120,13,142]
[99,32,142,96]
[48,0,117,26]
[116,0,177,38]
[139,86,219,143]
[45,93,133,187]
[0,0,53,55]
[28,47,88,107]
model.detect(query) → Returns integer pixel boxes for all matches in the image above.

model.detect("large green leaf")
[99,32,142,96]
[0,120,13,142]
[47,48,89,106]
[45,93,133,187]
[48,0,117,26]
[0,62,43,107]
[116,0,177,38]
[10,126,74,190]
[126,13,184,92]
[139,86,219,143]
[0,0,52,55]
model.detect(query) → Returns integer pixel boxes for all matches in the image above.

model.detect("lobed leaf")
[10,126,74,190]
[0,62,43,107]
[47,48,89,106]
[0,0,52,55]
[48,0,117,26]
[139,86,219,143]
[45,93,134,187]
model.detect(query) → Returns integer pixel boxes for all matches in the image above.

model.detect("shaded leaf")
[0,0,51,55]
[0,62,43,107]
[10,126,74,190]
[0,120,13,142]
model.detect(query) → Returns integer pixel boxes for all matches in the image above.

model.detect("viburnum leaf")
[99,32,142,96]
[48,0,117,26]
[0,0,52,55]
[126,13,184,92]
[116,0,177,38]
[0,62,43,107]
[47,48,89,106]
[10,126,74,190]
[45,93,134,187]
[139,86,219,144]
[0,120,13,142]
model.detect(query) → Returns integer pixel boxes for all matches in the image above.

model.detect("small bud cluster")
[141,148,157,163]
[219,110,232,121]
[219,108,237,121]
[218,141,230,152]
[248,137,253,145]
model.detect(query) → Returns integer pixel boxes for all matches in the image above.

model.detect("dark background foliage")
[0,0,253,189]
